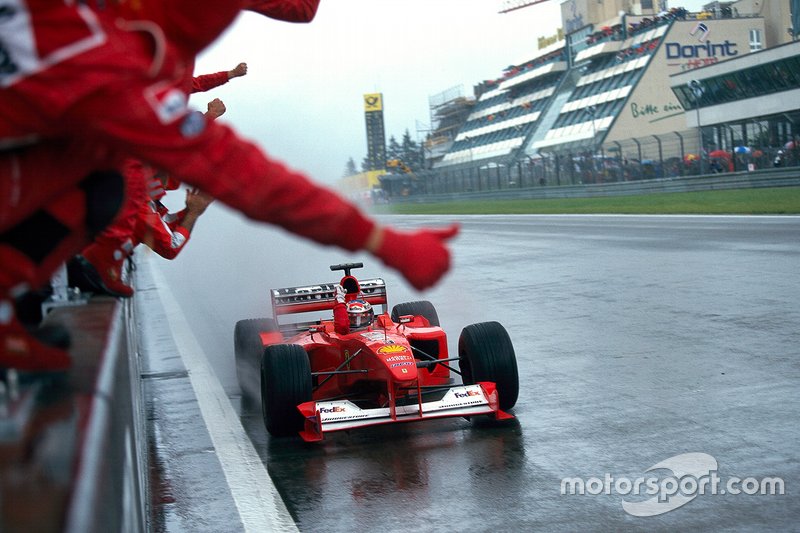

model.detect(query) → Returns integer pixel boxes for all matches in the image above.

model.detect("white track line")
[149,265,298,533]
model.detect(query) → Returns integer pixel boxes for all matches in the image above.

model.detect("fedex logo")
[319,406,346,414]
[454,390,481,399]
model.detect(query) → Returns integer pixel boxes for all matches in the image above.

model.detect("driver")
[333,284,373,334]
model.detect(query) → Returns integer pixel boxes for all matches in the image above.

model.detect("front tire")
[391,300,440,326]
[458,321,519,410]
[234,318,277,398]
[261,344,312,437]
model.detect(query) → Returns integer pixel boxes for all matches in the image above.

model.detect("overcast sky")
[192,0,709,186]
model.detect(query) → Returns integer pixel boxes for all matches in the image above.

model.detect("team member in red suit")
[0,0,458,371]
[134,178,214,260]
[70,96,228,297]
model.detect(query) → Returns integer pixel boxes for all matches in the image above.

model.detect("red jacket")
[191,71,230,94]
[0,1,372,252]
[134,200,190,260]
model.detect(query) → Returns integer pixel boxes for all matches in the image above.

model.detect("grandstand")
[413,0,800,193]
[339,1,799,196]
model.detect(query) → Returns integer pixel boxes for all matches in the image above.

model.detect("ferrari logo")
[401,368,408,374]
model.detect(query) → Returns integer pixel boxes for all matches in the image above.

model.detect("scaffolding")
[497,0,550,15]
[425,86,475,164]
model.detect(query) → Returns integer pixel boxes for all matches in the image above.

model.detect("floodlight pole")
[696,104,703,174]
[689,80,705,175]
[586,105,598,178]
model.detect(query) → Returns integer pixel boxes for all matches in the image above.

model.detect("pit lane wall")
[23,254,289,533]
[62,296,149,533]
[0,296,150,533]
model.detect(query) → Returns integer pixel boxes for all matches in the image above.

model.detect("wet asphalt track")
[154,211,799,531]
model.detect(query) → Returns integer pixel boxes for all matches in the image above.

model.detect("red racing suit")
[191,71,230,94]
[0,1,381,289]
[134,195,191,260]
[2,0,456,301]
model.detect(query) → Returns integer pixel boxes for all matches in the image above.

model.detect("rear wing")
[270,278,388,321]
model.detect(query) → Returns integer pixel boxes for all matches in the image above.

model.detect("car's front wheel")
[234,318,277,399]
[261,344,312,437]
[458,321,519,410]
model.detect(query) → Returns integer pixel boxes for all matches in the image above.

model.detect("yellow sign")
[364,93,383,112]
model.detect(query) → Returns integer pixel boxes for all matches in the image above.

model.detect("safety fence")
[386,167,800,204]
[375,116,800,200]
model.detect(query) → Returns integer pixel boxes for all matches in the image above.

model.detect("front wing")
[297,382,513,442]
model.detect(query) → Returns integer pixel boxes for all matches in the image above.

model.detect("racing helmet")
[346,299,374,331]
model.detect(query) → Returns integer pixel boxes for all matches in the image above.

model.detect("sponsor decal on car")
[378,344,407,354]
[316,402,370,422]
[360,331,387,341]
[390,362,413,368]
[385,355,413,362]
[436,386,487,409]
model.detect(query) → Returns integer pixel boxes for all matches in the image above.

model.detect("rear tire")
[234,318,277,399]
[458,321,519,410]
[261,344,312,437]
[391,300,440,326]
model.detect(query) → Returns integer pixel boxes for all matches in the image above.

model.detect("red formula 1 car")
[234,263,519,442]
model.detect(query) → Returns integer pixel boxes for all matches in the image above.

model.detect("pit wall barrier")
[62,297,149,532]
[0,295,148,532]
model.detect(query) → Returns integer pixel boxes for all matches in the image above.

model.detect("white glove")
[334,284,346,304]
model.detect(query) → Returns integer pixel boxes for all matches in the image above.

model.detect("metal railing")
[387,167,800,204]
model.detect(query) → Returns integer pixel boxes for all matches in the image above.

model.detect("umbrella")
[683,153,698,162]
[753,149,764,158]
[734,146,751,154]
[708,150,731,159]
[785,141,796,150]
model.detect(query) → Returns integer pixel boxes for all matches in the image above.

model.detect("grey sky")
[191,0,709,186]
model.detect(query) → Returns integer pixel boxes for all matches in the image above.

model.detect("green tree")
[360,155,371,173]
[386,135,402,164]
[343,157,358,177]
[400,129,422,171]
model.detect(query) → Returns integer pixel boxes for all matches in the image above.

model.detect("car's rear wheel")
[458,321,519,410]
[234,318,277,398]
[391,300,440,326]
[261,344,312,437]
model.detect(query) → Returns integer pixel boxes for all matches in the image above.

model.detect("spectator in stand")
[0,1,457,372]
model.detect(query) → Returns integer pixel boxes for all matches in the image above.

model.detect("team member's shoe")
[68,242,133,298]
[0,298,71,372]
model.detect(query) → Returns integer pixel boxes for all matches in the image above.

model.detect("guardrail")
[389,168,800,204]
[62,299,148,533]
